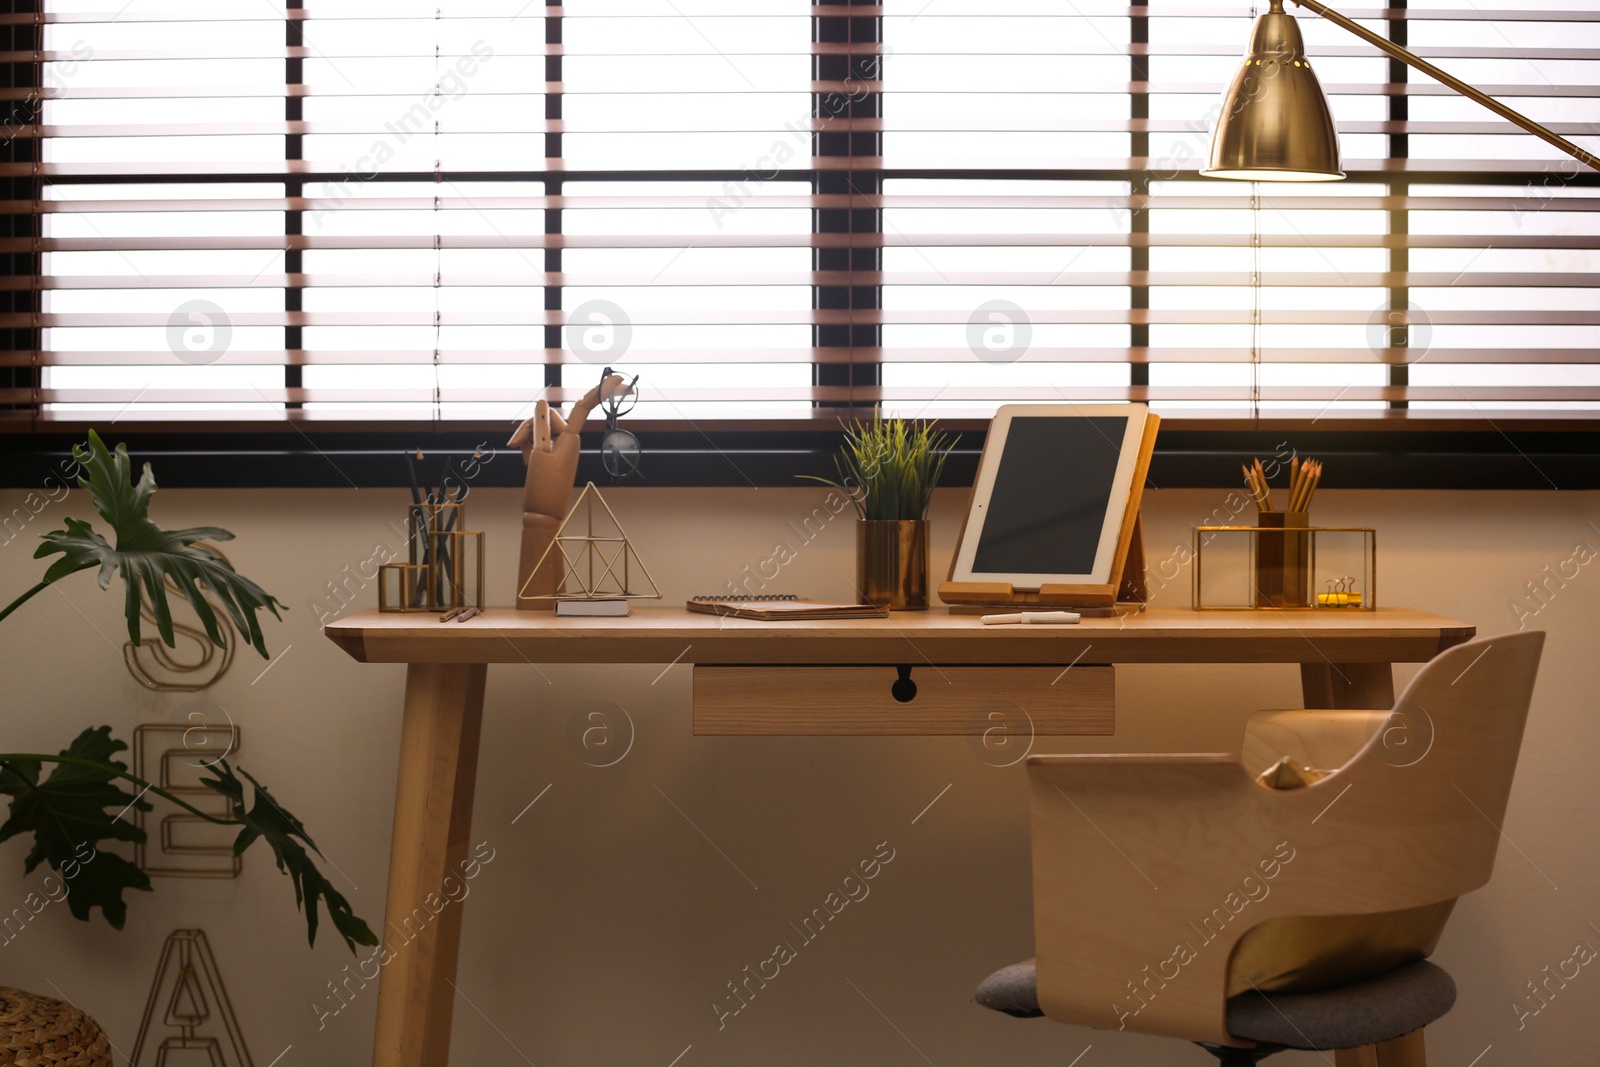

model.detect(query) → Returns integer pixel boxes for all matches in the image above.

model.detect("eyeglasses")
[599,367,642,481]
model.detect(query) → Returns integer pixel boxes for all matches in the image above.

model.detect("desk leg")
[1300,662,1396,710]
[372,663,487,1067]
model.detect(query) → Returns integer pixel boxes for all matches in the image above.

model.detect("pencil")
[1291,460,1310,512]
[1243,463,1267,511]
[405,450,422,507]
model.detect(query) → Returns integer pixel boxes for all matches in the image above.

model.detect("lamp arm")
[1292,0,1600,173]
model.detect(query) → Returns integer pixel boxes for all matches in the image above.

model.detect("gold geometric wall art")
[123,543,238,692]
[130,929,254,1067]
[133,718,242,879]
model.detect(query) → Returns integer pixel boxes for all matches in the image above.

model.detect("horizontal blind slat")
[16,82,1600,101]
[14,386,1599,405]
[13,8,1600,24]
[25,309,1600,327]
[17,233,1600,258]
[17,196,1600,213]
[22,119,1600,139]
[13,348,1600,368]
[19,160,1595,178]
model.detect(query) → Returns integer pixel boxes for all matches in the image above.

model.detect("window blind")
[3,0,1598,429]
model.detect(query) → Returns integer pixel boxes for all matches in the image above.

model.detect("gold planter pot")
[856,519,929,611]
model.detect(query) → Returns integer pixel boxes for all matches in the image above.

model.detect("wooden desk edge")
[1437,625,1478,654]
[326,629,366,662]
[323,609,1478,666]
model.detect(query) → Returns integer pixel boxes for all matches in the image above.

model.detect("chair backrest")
[1026,631,1544,1046]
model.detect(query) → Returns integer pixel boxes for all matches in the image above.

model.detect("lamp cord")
[431,6,444,432]
[1249,3,1262,425]
[1250,181,1262,422]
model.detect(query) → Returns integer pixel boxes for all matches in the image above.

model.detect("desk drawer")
[692,664,1114,736]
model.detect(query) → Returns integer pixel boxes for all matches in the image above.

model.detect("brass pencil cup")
[856,519,929,611]
[1254,511,1311,608]
[378,563,432,613]
[407,502,463,563]
[429,529,485,612]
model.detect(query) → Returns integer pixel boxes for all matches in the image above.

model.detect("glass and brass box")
[1193,524,1375,611]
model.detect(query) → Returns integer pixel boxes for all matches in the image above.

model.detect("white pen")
[980,610,1082,625]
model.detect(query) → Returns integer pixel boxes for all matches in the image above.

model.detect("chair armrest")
[1241,709,1390,778]
[1025,754,1278,1044]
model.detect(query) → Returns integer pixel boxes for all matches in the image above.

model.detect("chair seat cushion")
[1225,960,1456,1049]
[1228,900,1456,995]
[974,958,1455,1050]
[973,959,1043,1018]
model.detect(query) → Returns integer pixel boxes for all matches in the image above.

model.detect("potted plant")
[0,431,377,954]
[802,417,958,610]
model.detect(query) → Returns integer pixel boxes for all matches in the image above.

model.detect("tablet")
[949,404,1150,589]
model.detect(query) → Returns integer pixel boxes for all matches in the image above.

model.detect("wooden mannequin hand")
[567,374,628,433]
[508,374,627,515]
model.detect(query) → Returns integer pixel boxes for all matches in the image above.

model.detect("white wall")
[0,479,1596,1067]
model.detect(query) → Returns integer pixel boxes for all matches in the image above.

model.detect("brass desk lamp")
[1203,0,1600,180]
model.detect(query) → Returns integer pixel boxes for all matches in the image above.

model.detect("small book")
[557,599,632,617]
[686,595,886,621]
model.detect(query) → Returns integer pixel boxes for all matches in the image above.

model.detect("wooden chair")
[975,631,1544,1066]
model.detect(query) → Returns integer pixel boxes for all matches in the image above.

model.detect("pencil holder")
[377,563,432,613]
[1254,511,1310,608]
[407,501,464,565]
[428,529,485,612]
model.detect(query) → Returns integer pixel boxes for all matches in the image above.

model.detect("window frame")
[4,423,1600,491]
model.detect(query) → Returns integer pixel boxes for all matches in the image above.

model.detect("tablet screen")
[971,416,1130,576]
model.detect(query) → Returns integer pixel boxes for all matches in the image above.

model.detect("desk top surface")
[324,605,1475,666]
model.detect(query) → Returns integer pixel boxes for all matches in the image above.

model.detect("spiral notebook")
[686,594,887,621]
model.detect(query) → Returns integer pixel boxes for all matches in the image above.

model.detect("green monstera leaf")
[201,762,379,954]
[0,727,153,929]
[0,729,378,953]
[0,429,286,657]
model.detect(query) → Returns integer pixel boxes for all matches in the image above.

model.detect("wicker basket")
[0,987,112,1067]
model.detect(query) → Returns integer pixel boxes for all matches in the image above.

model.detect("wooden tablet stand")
[939,413,1159,612]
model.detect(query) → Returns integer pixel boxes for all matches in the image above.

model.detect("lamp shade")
[1202,0,1345,181]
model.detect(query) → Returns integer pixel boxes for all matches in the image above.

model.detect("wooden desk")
[324,605,1473,1067]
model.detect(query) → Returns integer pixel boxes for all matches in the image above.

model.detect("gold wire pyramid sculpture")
[519,482,662,601]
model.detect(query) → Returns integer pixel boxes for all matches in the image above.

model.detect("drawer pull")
[892,665,917,703]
